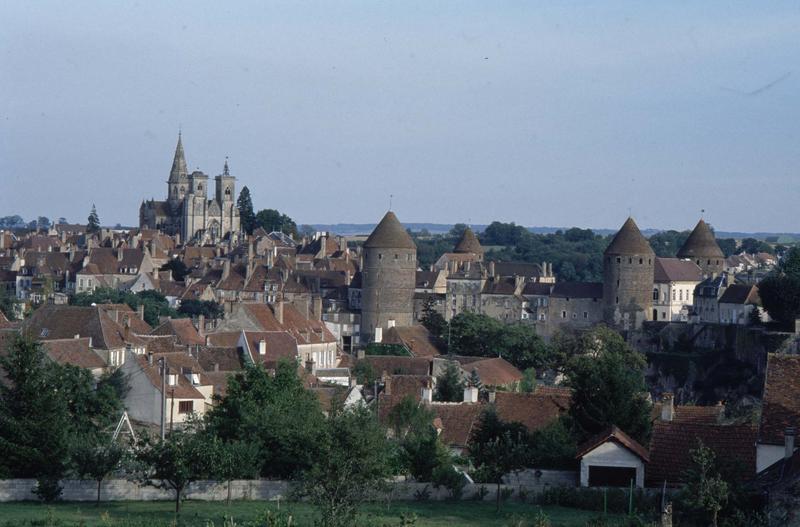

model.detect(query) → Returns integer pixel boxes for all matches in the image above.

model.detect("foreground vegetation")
[0,501,626,527]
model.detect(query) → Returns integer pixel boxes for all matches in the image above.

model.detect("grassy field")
[0,500,628,526]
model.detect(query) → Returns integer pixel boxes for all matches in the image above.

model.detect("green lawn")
[0,500,627,526]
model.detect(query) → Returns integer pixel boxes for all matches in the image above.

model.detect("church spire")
[169,132,188,182]
[223,156,230,176]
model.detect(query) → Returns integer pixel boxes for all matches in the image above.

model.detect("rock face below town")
[631,322,793,405]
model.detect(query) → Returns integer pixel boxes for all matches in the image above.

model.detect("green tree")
[435,361,464,402]
[519,368,536,393]
[449,312,552,370]
[301,405,391,527]
[255,208,298,238]
[72,442,125,506]
[564,326,652,444]
[759,247,800,327]
[352,360,378,386]
[211,439,261,505]
[386,396,451,482]
[469,409,531,512]
[647,230,690,258]
[87,204,100,234]
[717,238,737,257]
[0,286,18,321]
[237,186,256,235]
[0,335,71,500]
[205,360,325,478]
[469,368,482,391]
[738,237,774,255]
[681,441,730,527]
[449,223,468,240]
[178,299,224,320]
[420,297,447,338]
[135,426,216,514]
[160,259,190,282]
[529,417,577,469]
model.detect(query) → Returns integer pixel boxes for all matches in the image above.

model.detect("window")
[178,401,194,414]
[628,258,632,264]
[639,258,643,264]
[615,296,619,304]
[679,290,683,301]
[539,313,546,321]
[652,288,658,301]
[378,253,383,260]
[672,290,676,301]
[394,254,398,260]
[616,257,621,264]
[583,311,588,319]
[572,312,577,319]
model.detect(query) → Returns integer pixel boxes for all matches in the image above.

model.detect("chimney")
[345,270,352,286]
[339,236,347,252]
[213,362,219,372]
[275,299,284,324]
[785,427,796,460]
[488,260,496,278]
[305,358,315,373]
[117,249,124,262]
[421,381,433,404]
[197,314,205,336]
[319,235,327,258]
[357,348,365,360]
[661,393,675,422]
[464,385,479,404]
[258,339,266,356]
[137,304,145,321]
[147,352,154,366]
[382,371,391,395]
[488,390,496,404]
[74,333,80,339]
[313,296,323,320]
[222,259,231,280]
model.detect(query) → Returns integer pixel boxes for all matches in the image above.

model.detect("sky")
[1,1,799,233]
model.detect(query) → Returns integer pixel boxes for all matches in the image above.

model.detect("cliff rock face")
[630,322,795,405]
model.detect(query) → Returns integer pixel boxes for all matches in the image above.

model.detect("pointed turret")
[453,227,483,255]
[604,217,654,256]
[677,219,724,277]
[677,219,724,259]
[169,132,188,182]
[363,211,416,250]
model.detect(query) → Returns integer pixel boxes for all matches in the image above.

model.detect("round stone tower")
[603,217,655,330]
[360,211,417,344]
[677,219,724,278]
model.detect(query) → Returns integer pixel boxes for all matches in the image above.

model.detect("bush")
[33,477,62,503]
[413,485,431,501]
[432,464,467,500]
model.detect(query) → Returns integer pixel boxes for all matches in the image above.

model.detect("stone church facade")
[139,134,240,244]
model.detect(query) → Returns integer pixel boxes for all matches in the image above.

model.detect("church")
[139,134,241,244]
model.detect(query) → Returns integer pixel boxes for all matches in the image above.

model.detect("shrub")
[413,485,431,501]
[432,464,466,500]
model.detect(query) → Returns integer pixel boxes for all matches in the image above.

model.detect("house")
[447,356,524,390]
[575,426,649,488]
[546,282,604,333]
[151,318,205,346]
[758,354,800,473]
[718,284,762,325]
[120,350,213,427]
[692,273,731,324]
[652,258,703,322]
[24,304,149,368]
[237,330,299,369]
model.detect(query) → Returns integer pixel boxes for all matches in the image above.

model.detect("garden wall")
[0,472,578,503]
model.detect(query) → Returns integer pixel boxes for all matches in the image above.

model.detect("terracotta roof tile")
[760,354,800,445]
[576,425,650,462]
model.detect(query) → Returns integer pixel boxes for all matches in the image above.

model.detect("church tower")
[360,211,417,344]
[167,132,189,206]
[603,217,655,330]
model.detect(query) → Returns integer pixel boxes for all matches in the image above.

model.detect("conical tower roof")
[363,211,416,250]
[677,219,724,259]
[604,217,654,256]
[453,227,483,254]
[169,133,188,182]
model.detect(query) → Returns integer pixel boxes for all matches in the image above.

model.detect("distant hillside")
[310,223,799,241]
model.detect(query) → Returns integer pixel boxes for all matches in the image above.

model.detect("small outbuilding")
[576,425,649,488]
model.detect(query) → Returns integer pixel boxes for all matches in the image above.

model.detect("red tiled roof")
[493,391,569,433]
[242,331,299,368]
[654,258,703,283]
[647,421,757,487]
[760,354,800,446]
[42,338,106,370]
[151,318,204,345]
[362,356,431,376]
[463,357,522,387]
[431,403,484,447]
[382,326,442,358]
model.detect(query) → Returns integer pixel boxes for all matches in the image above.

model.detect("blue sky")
[1,2,798,232]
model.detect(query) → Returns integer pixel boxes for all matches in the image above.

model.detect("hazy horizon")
[2,2,798,233]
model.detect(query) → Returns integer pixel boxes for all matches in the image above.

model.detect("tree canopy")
[758,246,800,327]
[254,208,298,238]
[564,326,652,444]
[87,204,101,234]
[236,186,256,235]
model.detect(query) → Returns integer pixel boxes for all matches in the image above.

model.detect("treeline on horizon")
[412,222,778,282]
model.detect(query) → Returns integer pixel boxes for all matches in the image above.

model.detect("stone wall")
[0,473,578,503]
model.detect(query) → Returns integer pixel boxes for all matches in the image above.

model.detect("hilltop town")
[2,135,800,526]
